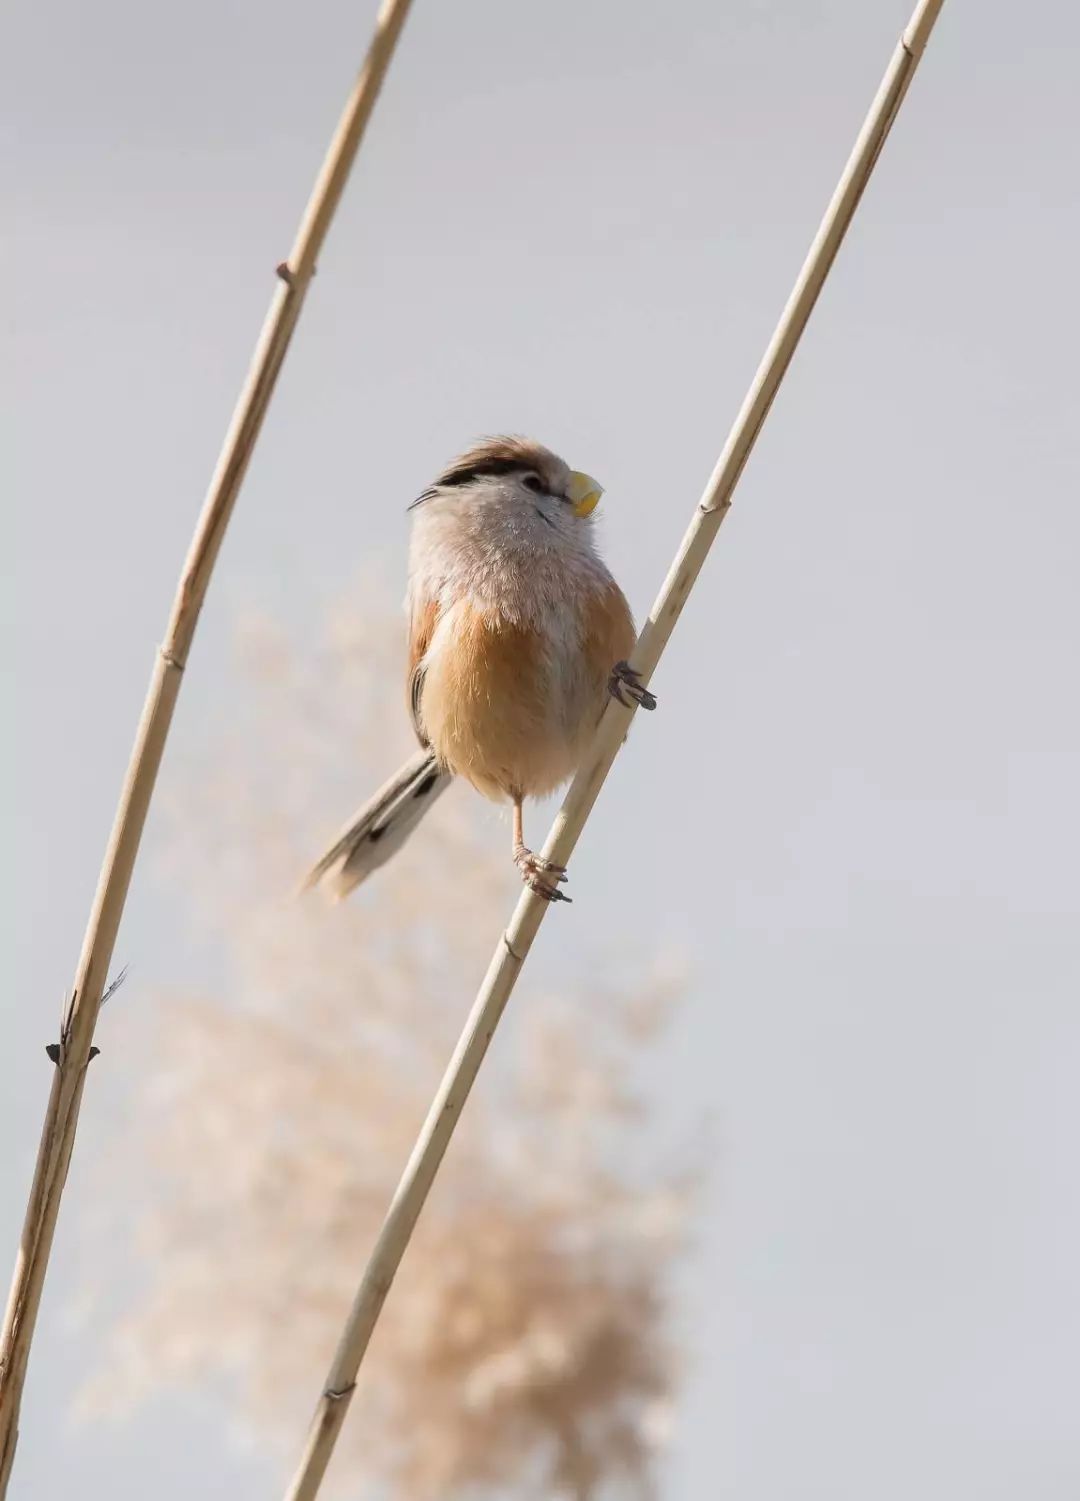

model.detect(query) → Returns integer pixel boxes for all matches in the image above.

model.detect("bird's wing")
[407,592,441,746]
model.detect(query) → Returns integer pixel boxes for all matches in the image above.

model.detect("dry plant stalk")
[283,3,948,1496]
[79,594,691,1501]
[0,0,416,1489]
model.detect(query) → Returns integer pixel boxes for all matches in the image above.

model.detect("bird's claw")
[609,661,657,711]
[514,847,572,903]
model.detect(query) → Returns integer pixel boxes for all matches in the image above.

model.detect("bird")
[304,435,655,905]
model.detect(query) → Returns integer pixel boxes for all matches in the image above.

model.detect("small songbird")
[305,435,655,904]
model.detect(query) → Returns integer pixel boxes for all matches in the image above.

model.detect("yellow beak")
[567,469,604,517]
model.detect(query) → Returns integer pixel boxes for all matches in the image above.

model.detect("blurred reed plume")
[79,579,694,1501]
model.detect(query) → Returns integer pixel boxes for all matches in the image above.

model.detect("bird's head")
[410,436,604,528]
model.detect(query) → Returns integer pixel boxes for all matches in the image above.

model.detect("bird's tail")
[302,748,451,901]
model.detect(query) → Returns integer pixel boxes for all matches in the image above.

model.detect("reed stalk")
[0,1,415,1490]
[281,3,947,1497]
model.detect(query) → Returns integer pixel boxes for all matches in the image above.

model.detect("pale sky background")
[4,0,1080,1497]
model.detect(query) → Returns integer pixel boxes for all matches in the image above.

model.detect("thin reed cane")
[0,1,416,1489]
[282,3,947,1496]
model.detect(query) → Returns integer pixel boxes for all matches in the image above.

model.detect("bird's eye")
[521,473,544,494]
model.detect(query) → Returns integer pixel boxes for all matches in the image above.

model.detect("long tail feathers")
[302,749,451,902]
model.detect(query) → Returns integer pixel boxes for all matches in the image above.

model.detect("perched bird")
[305,436,655,904]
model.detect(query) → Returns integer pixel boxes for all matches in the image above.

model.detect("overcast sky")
[4,1,1080,1497]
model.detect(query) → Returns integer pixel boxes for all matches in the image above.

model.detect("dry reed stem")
[0,0,415,1490]
[282,3,947,1496]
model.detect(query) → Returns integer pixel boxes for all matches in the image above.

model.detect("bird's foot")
[609,660,657,711]
[514,845,571,903]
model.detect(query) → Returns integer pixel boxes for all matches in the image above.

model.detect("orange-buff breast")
[418,583,635,803]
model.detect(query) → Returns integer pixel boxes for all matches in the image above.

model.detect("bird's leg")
[609,660,657,711]
[512,796,570,903]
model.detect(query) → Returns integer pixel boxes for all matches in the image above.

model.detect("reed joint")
[44,1043,100,1066]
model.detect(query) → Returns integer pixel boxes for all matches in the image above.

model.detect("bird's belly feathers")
[417,582,635,802]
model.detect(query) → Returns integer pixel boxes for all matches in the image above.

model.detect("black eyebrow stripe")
[438,456,528,487]
[407,456,532,511]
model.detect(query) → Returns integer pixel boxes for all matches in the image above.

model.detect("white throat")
[407,479,613,628]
